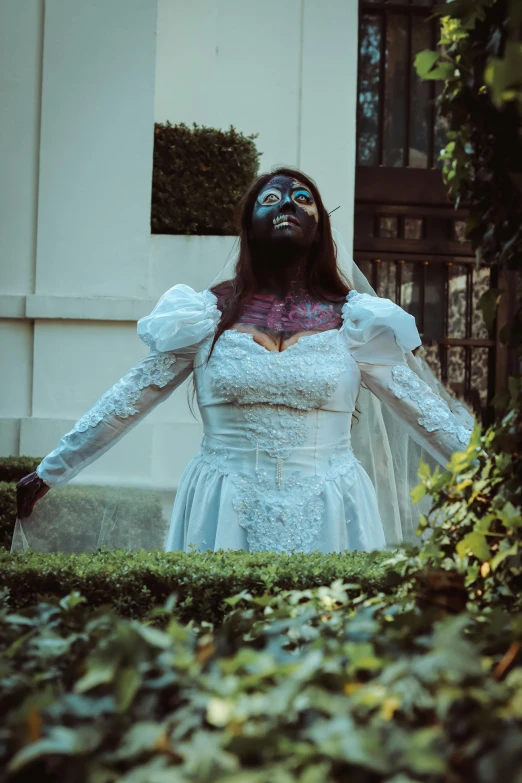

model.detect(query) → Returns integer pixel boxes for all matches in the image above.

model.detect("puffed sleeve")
[137,284,220,353]
[37,286,220,487]
[341,291,473,467]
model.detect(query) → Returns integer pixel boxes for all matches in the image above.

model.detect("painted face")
[250,175,319,249]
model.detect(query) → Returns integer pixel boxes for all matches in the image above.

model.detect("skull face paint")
[250,175,319,251]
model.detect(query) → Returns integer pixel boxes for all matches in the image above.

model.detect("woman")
[15,167,473,554]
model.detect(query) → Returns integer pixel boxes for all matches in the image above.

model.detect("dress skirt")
[165,435,388,555]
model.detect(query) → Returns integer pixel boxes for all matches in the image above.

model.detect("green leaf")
[417,460,431,480]
[477,288,503,333]
[59,591,87,611]
[508,376,521,406]
[134,624,172,649]
[485,42,522,107]
[9,727,100,771]
[410,484,427,504]
[116,666,142,712]
[75,663,117,693]
[456,532,491,562]
[491,542,519,571]
[414,50,441,78]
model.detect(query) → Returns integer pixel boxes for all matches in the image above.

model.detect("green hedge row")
[0,456,40,484]
[0,547,397,624]
[0,482,16,551]
[1,584,521,782]
[151,121,261,235]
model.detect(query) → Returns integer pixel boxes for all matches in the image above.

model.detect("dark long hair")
[206,166,351,361]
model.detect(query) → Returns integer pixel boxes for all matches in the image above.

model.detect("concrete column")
[35,0,158,298]
[300,0,358,250]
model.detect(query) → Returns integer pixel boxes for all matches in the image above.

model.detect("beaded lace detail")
[209,329,346,410]
[208,329,347,461]
[242,404,308,459]
[198,326,355,550]
[74,353,176,432]
[325,443,358,482]
[231,470,325,554]
[197,438,357,554]
[388,364,471,445]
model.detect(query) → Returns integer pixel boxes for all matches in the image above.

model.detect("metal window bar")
[428,14,438,168]
[378,13,387,166]
[464,265,473,397]
[359,1,442,169]
[442,262,450,385]
[395,259,403,307]
[405,12,412,166]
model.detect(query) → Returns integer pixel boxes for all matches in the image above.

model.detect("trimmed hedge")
[151,121,261,235]
[0,548,398,623]
[0,482,16,551]
[0,456,41,484]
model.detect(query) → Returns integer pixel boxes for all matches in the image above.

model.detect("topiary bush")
[151,121,261,235]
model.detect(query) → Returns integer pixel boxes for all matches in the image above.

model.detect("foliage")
[409,0,522,611]
[414,0,522,272]
[0,457,41,484]
[0,483,17,552]
[1,585,522,782]
[386,423,522,613]
[0,547,394,624]
[0,483,167,553]
[151,122,261,235]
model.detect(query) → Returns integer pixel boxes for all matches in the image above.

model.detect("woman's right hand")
[16,472,50,519]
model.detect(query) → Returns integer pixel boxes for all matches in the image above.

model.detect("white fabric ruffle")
[341,290,422,365]
[137,284,219,353]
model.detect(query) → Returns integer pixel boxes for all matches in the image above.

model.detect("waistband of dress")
[198,432,358,486]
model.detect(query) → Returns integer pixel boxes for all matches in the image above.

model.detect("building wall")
[0,0,358,490]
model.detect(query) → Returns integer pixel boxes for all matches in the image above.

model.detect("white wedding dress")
[32,284,472,555]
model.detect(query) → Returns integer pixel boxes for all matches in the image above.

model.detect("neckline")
[223,327,341,355]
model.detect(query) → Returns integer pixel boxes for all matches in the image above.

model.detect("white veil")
[208,226,474,548]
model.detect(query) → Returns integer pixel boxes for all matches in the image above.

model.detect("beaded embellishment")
[388,364,471,445]
[74,352,177,432]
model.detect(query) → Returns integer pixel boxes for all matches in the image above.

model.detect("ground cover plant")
[1,583,522,782]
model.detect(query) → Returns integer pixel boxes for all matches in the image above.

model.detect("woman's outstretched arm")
[16,348,192,517]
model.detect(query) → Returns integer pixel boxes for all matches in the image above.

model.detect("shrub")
[1,586,522,781]
[0,483,16,552]
[151,121,261,235]
[0,456,41,484]
[0,547,396,623]
[405,0,522,616]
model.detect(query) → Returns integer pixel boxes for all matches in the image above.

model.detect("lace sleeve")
[36,284,221,488]
[358,361,472,467]
[36,349,192,487]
